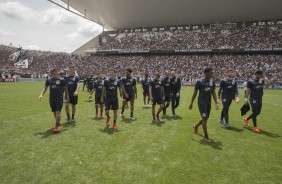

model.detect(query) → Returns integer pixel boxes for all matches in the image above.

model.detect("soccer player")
[189,67,219,143]
[120,68,137,120]
[170,70,181,117]
[38,69,69,133]
[82,76,87,91]
[93,72,104,118]
[64,66,80,123]
[100,69,121,129]
[87,73,95,101]
[244,70,271,132]
[149,72,164,121]
[218,69,240,127]
[141,71,150,107]
[161,70,171,116]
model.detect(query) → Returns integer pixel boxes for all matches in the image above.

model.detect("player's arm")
[74,77,80,96]
[120,80,128,98]
[189,89,198,110]
[64,87,70,102]
[235,81,240,103]
[212,90,219,110]
[38,86,48,100]
[100,86,105,103]
[176,77,181,97]
[149,85,153,101]
[245,88,250,104]
[134,84,137,99]
[161,86,165,100]
[263,73,271,87]
[218,81,223,100]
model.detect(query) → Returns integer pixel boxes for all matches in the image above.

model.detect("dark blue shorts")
[87,86,94,92]
[50,98,63,112]
[143,90,149,97]
[152,96,163,105]
[67,95,78,105]
[105,97,119,110]
[123,93,135,102]
[164,94,171,102]
[95,96,104,105]
[198,102,211,118]
[250,97,262,116]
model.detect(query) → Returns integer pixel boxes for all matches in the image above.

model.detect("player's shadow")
[151,120,166,127]
[221,126,244,133]
[62,122,76,128]
[172,115,183,120]
[192,138,223,150]
[99,125,121,135]
[91,116,104,121]
[244,127,281,138]
[34,128,67,138]
[121,117,137,123]
[161,115,173,120]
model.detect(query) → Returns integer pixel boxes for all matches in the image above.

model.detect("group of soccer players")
[39,66,270,143]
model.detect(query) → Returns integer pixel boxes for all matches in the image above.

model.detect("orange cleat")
[106,117,110,125]
[204,137,211,143]
[193,125,198,134]
[253,127,261,133]
[244,118,249,127]
[113,123,117,130]
[53,126,59,133]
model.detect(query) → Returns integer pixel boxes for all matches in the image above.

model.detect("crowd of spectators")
[1,44,281,82]
[99,23,282,50]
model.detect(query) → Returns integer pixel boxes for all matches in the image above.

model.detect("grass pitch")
[0,82,281,184]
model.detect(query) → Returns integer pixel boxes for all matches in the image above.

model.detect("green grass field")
[0,82,282,184]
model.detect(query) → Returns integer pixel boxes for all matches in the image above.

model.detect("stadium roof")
[61,0,282,30]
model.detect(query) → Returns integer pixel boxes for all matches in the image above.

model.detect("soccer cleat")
[130,116,135,120]
[71,119,75,123]
[152,115,156,122]
[66,118,71,123]
[244,118,249,127]
[156,114,160,121]
[113,123,117,130]
[204,137,212,143]
[219,120,225,125]
[172,113,177,118]
[120,113,124,117]
[57,122,62,126]
[225,123,231,128]
[253,127,261,133]
[53,126,59,133]
[95,111,98,117]
[106,117,110,125]
[144,104,147,107]
[100,115,103,119]
[193,125,198,134]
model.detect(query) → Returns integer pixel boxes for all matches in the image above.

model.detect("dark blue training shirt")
[45,77,66,99]
[195,78,216,105]
[141,77,150,92]
[218,79,238,99]
[170,76,181,94]
[121,77,136,94]
[149,79,163,97]
[87,77,95,88]
[64,75,80,95]
[247,79,265,98]
[104,79,120,98]
[161,77,171,95]
[94,79,104,97]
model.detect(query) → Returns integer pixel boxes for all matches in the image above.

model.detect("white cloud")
[40,7,78,25]
[26,44,40,50]
[0,28,16,37]
[0,1,35,20]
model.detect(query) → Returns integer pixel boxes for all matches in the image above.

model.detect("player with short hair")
[161,70,171,116]
[149,72,164,121]
[218,69,240,127]
[93,72,104,118]
[39,69,69,133]
[170,70,181,117]
[141,71,150,107]
[244,70,271,132]
[100,69,121,129]
[120,68,137,120]
[189,67,219,143]
[64,66,80,123]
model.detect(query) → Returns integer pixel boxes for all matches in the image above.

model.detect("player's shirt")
[141,77,150,92]
[94,79,104,97]
[195,78,216,105]
[161,77,171,95]
[149,79,163,97]
[104,79,120,98]
[45,77,66,99]
[87,77,95,88]
[247,79,265,98]
[64,75,80,95]
[170,76,181,94]
[121,77,136,94]
[218,78,238,99]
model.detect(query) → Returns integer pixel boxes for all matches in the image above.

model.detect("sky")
[0,0,103,53]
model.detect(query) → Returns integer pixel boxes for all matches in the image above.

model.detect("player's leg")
[121,99,127,117]
[146,91,150,107]
[71,104,76,122]
[224,99,232,127]
[171,94,176,116]
[152,100,156,121]
[130,98,135,120]
[175,95,180,109]
[65,102,71,122]
[100,103,104,118]
[202,117,211,142]
[250,98,259,132]
[53,99,63,132]
[104,98,111,125]
[143,91,146,106]
[113,110,118,129]
[156,104,164,121]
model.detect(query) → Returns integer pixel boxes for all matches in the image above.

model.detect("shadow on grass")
[34,128,67,138]
[99,125,121,135]
[161,115,173,121]
[221,126,244,133]
[244,127,281,138]
[91,116,104,121]
[62,122,76,128]
[121,117,137,123]
[151,120,166,127]
[192,138,223,150]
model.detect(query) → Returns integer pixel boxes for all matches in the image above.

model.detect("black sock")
[130,112,133,117]
[121,109,124,114]
[114,120,116,124]
[72,114,74,119]
[67,113,70,119]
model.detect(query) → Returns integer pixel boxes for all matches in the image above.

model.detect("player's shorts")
[50,98,63,112]
[198,102,211,118]
[87,86,94,92]
[95,96,104,105]
[164,94,171,102]
[105,97,119,110]
[152,96,163,105]
[67,95,78,105]
[143,90,149,97]
[250,97,262,116]
[222,98,232,109]
[123,93,135,102]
